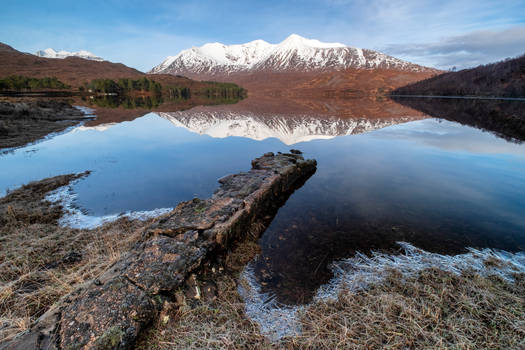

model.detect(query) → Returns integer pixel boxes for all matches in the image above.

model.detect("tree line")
[0,76,69,90]
[0,75,247,105]
[201,81,246,99]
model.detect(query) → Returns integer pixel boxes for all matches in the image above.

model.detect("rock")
[3,152,316,350]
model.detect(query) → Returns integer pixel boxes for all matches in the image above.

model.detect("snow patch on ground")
[45,178,172,229]
[239,242,525,341]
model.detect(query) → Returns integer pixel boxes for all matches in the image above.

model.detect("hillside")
[0,42,242,93]
[394,54,525,98]
[0,43,143,87]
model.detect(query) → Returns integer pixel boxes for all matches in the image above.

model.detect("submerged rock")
[4,152,316,350]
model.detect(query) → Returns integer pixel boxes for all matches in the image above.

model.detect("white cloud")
[383,26,525,69]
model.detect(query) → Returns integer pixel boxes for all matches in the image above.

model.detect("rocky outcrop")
[3,152,316,350]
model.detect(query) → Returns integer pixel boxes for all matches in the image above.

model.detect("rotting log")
[4,151,316,350]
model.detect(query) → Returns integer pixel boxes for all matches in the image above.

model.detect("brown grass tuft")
[286,269,525,349]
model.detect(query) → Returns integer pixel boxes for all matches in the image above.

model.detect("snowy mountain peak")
[279,34,345,49]
[150,34,433,76]
[34,48,104,61]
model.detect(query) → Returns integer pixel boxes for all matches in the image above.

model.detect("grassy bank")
[0,174,156,343]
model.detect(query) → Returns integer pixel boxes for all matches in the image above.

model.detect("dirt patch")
[0,100,90,149]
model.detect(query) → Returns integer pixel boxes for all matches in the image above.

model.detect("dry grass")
[290,269,525,349]
[138,244,525,350]
[0,219,151,342]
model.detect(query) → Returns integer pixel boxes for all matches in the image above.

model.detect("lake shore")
[0,171,154,344]
[1,159,524,349]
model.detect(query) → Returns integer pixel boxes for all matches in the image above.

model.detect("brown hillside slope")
[0,43,142,87]
[394,54,525,97]
[165,69,439,97]
[0,42,232,90]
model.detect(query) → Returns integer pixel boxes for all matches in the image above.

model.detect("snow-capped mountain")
[150,34,431,76]
[34,48,104,61]
[157,111,419,145]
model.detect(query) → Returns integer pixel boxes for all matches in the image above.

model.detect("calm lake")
[1,97,524,304]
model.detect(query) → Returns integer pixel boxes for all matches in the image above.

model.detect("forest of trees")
[84,77,162,94]
[0,76,69,90]
[394,54,525,98]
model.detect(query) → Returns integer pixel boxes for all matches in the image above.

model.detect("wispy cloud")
[383,26,525,70]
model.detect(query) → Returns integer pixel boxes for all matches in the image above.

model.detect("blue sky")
[1,0,524,72]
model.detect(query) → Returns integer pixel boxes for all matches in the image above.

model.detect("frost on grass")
[238,264,303,342]
[239,242,525,341]
[46,182,172,229]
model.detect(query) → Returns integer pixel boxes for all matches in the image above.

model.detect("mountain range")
[151,34,432,76]
[0,35,442,95]
[150,34,440,96]
[34,48,104,61]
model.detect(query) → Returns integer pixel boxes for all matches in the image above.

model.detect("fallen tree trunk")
[4,151,316,350]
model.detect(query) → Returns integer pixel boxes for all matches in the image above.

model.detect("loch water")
[1,97,524,304]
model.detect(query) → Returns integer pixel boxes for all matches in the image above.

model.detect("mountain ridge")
[150,34,435,76]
